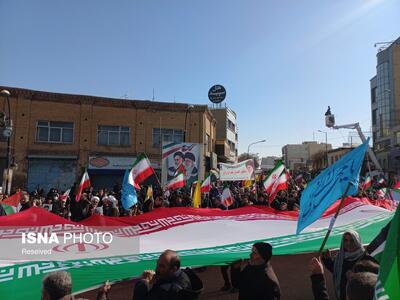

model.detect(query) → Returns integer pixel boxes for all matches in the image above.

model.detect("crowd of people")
[0,171,395,299]
[39,230,381,300]
[0,170,396,219]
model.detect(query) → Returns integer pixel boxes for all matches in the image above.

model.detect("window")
[372,109,377,126]
[36,121,74,143]
[227,119,236,132]
[152,128,183,147]
[371,87,376,103]
[97,125,130,146]
[205,134,210,153]
[228,140,235,152]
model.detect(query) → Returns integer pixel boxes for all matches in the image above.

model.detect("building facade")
[0,86,216,192]
[210,106,238,163]
[282,141,332,170]
[370,37,400,173]
[260,156,280,171]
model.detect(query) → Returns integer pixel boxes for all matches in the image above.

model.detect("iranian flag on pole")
[129,154,155,189]
[221,186,233,207]
[268,171,289,203]
[201,175,211,193]
[75,171,90,202]
[263,161,285,194]
[363,176,372,190]
[165,173,185,190]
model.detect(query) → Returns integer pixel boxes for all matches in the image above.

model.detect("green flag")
[375,205,400,299]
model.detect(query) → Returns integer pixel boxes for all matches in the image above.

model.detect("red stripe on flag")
[134,167,154,185]
[168,180,185,190]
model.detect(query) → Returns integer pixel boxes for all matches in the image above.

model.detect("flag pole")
[318,182,352,257]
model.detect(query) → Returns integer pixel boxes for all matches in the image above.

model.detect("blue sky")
[0,0,399,157]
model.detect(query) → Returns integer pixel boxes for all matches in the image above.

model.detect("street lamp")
[0,89,13,195]
[247,139,266,155]
[184,104,194,142]
[318,130,328,167]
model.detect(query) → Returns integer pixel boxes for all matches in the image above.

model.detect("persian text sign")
[297,140,369,234]
[219,159,255,181]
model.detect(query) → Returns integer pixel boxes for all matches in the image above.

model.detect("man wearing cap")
[231,242,280,299]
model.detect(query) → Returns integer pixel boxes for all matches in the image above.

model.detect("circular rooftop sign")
[208,85,226,104]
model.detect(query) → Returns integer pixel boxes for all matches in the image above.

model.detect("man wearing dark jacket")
[133,249,202,300]
[231,242,280,300]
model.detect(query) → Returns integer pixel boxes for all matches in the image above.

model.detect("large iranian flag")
[129,154,155,189]
[0,197,394,299]
[263,161,285,194]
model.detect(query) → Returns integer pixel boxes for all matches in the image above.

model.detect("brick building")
[0,86,216,192]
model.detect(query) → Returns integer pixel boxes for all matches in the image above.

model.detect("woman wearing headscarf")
[231,242,280,300]
[322,230,365,300]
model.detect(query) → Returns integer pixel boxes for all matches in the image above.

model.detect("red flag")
[75,171,90,202]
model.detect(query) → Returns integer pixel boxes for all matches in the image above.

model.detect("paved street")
[78,252,336,300]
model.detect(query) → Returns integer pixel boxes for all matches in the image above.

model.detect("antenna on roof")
[152,88,155,101]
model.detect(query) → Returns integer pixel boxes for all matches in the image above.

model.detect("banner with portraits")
[219,159,255,181]
[162,143,201,187]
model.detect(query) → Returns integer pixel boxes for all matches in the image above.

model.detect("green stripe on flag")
[0,212,392,300]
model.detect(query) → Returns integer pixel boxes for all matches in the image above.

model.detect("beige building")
[282,141,332,170]
[210,106,238,163]
[0,86,216,191]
